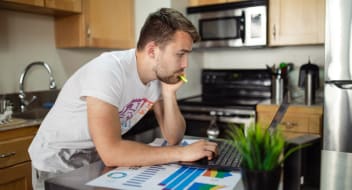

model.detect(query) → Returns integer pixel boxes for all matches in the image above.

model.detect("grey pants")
[31,166,60,190]
[31,147,100,189]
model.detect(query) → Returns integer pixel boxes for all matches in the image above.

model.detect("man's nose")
[180,58,188,68]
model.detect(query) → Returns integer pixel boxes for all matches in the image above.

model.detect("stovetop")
[178,69,273,111]
[178,95,270,110]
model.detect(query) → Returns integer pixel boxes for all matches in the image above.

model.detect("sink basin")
[12,108,49,120]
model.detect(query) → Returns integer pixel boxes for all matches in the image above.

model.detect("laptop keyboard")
[208,140,242,170]
[179,139,242,171]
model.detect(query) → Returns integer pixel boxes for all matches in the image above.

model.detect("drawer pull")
[281,121,298,129]
[0,152,16,158]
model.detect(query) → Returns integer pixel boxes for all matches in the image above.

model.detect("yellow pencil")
[179,75,188,83]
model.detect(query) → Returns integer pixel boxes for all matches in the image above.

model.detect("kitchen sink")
[12,108,49,120]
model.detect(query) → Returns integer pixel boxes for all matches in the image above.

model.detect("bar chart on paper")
[87,164,241,190]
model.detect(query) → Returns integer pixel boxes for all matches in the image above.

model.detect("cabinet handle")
[0,152,16,158]
[281,121,298,129]
[272,24,276,40]
[86,24,91,39]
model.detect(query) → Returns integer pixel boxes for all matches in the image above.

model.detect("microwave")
[187,1,267,48]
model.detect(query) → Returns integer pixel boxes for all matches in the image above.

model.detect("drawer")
[256,104,323,136]
[0,161,32,190]
[279,115,309,133]
[0,136,33,168]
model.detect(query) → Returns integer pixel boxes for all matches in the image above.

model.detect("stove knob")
[207,118,220,139]
[210,111,216,116]
[217,111,224,116]
[207,126,220,139]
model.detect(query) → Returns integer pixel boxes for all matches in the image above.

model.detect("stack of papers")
[86,138,241,190]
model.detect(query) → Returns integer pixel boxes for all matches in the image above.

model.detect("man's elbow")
[100,154,116,167]
[166,137,183,145]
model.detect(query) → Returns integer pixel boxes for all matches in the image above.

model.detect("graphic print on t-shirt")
[119,98,154,132]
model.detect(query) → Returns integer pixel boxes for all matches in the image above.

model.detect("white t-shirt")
[28,49,161,173]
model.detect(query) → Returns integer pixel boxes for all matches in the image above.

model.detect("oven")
[179,69,272,139]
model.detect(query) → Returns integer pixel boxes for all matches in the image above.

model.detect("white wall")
[0,10,106,94]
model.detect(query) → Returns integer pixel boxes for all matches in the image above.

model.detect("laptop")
[179,94,290,171]
[179,139,242,171]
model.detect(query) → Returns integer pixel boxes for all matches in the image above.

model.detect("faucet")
[19,61,57,112]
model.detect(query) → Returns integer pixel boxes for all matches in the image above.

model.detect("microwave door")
[198,16,244,48]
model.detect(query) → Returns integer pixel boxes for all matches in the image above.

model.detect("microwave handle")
[240,10,246,43]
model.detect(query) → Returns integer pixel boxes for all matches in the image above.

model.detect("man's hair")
[137,8,200,50]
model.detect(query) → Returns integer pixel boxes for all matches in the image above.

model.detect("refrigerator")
[321,0,352,189]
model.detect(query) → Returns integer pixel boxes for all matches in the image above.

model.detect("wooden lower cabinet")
[0,162,32,190]
[256,104,323,140]
[0,125,38,190]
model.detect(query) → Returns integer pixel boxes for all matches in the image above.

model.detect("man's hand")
[160,80,184,98]
[180,140,218,161]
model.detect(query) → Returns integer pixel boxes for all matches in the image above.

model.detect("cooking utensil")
[268,93,289,134]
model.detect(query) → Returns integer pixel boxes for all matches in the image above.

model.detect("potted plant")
[226,123,302,190]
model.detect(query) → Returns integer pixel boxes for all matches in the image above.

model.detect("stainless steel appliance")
[298,59,320,105]
[321,0,352,189]
[186,0,267,48]
[178,69,271,139]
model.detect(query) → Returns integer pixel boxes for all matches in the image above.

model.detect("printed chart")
[87,138,241,189]
[86,164,240,190]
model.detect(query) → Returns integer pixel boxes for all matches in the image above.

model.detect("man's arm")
[153,94,185,145]
[86,96,216,167]
[153,81,187,145]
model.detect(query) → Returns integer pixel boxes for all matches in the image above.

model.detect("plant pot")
[241,166,282,190]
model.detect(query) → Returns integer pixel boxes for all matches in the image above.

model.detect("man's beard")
[156,74,179,84]
[154,59,183,84]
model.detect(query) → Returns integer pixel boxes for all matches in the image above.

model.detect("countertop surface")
[44,136,245,190]
[0,118,41,131]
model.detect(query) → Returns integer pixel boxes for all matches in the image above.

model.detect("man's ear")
[145,41,158,58]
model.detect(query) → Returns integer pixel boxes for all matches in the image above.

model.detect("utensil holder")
[272,77,284,104]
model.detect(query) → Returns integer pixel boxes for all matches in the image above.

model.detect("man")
[28,8,217,189]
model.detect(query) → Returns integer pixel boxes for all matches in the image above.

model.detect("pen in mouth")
[179,75,188,83]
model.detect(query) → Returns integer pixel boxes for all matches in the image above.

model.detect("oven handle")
[183,114,255,126]
[183,114,213,121]
[219,117,254,128]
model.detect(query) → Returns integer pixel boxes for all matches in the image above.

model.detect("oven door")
[183,113,255,139]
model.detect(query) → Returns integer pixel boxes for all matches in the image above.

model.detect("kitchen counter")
[0,118,41,131]
[45,136,246,190]
[45,161,246,190]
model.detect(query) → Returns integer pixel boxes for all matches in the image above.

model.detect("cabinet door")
[269,0,325,46]
[188,0,247,7]
[1,0,44,6]
[0,136,33,168]
[45,0,81,12]
[188,0,227,7]
[0,126,37,190]
[0,162,32,190]
[55,0,135,49]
